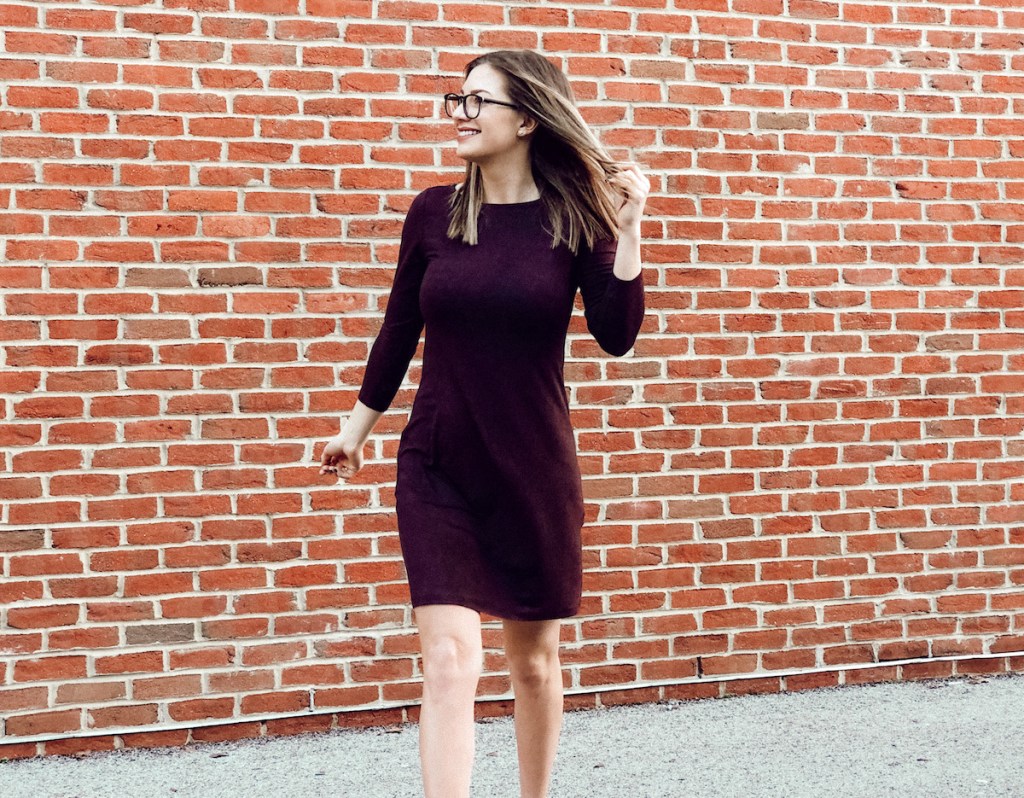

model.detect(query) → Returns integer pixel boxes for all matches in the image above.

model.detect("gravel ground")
[1,673,1021,797]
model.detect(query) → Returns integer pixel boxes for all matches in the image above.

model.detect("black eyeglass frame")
[443,92,520,119]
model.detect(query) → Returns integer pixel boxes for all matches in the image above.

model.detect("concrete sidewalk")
[1,673,1021,797]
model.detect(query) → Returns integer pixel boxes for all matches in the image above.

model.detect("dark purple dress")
[357,184,644,621]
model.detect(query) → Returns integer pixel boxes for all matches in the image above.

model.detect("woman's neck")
[475,158,539,204]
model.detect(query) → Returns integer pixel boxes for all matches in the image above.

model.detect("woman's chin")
[455,150,484,165]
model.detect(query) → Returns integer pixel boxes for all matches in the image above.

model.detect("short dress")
[357,184,645,621]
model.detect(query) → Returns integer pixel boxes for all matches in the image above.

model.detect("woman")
[319,49,649,798]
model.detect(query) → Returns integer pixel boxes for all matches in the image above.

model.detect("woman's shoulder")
[403,183,457,226]
[413,182,458,209]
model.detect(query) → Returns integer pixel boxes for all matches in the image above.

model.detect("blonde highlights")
[446,50,621,253]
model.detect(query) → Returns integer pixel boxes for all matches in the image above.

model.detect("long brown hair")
[446,50,621,253]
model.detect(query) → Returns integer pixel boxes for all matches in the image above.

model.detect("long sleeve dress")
[357,184,645,621]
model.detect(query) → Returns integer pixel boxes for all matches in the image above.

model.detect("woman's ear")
[517,114,538,138]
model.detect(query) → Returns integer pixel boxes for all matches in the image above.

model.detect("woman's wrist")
[340,399,384,446]
[616,219,641,241]
[337,424,365,447]
[612,224,642,281]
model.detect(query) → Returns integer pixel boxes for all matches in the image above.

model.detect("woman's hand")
[609,162,651,233]
[319,432,364,481]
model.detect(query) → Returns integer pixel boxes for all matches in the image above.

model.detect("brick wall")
[3,0,1024,758]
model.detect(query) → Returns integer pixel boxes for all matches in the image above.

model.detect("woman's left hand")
[609,162,651,233]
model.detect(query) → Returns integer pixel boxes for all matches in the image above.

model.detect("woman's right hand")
[319,432,364,481]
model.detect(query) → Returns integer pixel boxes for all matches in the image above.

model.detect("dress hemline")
[410,594,580,623]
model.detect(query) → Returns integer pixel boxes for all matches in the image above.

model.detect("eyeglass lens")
[445,94,482,118]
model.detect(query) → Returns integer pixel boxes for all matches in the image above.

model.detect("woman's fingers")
[610,164,649,194]
[319,440,343,476]
[611,174,646,206]
[609,163,650,231]
[611,168,651,215]
[319,443,360,480]
[321,444,341,470]
[621,166,650,191]
[332,456,359,481]
[612,162,651,190]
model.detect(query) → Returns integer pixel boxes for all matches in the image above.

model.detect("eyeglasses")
[443,93,519,120]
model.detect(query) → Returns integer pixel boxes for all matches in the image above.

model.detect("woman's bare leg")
[414,604,483,798]
[502,618,564,798]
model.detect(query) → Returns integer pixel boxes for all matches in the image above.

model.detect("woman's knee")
[421,633,482,698]
[509,648,561,694]
[415,604,482,697]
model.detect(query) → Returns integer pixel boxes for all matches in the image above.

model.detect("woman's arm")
[612,225,642,282]
[342,399,384,443]
[609,161,648,282]
[356,191,430,413]
[320,399,383,479]
[575,235,645,357]
[320,190,431,480]
[573,162,650,356]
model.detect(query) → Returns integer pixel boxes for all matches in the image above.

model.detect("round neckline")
[481,197,542,207]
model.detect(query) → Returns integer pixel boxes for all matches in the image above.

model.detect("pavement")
[1,672,1022,798]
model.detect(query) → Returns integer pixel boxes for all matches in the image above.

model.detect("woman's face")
[452,63,532,164]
